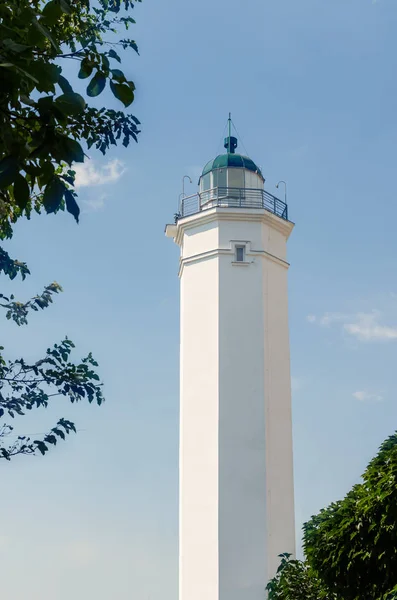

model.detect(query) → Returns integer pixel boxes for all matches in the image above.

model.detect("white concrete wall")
[175,208,295,600]
[179,253,220,600]
[218,249,267,600]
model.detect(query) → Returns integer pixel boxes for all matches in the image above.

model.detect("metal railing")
[179,187,288,221]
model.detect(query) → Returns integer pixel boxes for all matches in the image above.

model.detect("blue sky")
[2,0,397,597]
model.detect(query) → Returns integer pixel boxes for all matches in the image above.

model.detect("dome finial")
[224,112,238,154]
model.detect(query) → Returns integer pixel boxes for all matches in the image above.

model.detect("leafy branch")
[0,338,104,460]
[0,0,142,237]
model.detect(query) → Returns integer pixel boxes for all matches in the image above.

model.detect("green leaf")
[120,16,136,28]
[120,39,139,54]
[78,58,94,79]
[65,189,80,223]
[43,177,65,213]
[55,92,86,116]
[32,19,60,52]
[37,96,54,117]
[30,61,60,92]
[12,65,39,84]
[2,39,30,53]
[19,94,35,106]
[34,441,48,455]
[101,55,110,72]
[108,49,121,63]
[13,175,30,210]
[61,137,85,164]
[58,75,74,94]
[111,68,126,83]
[27,21,48,48]
[110,81,134,107]
[0,157,18,189]
[38,161,55,187]
[87,72,106,97]
[42,0,63,24]
[45,434,57,445]
[59,0,71,14]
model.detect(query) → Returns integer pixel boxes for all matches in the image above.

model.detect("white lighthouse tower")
[166,118,296,600]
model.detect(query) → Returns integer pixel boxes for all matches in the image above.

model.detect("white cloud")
[344,311,397,342]
[353,390,383,402]
[83,193,107,212]
[74,159,126,188]
[306,312,348,326]
[307,309,397,342]
[319,312,349,326]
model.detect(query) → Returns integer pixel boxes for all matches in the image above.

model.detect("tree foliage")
[0,0,141,235]
[0,0,142,459]
[267,434,397,600]
[303,433,397,600]
[0,265,104,460]
[266,553,333,600]
[0,337,103,460]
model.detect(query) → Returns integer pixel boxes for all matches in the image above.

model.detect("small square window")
[235,246,245,262]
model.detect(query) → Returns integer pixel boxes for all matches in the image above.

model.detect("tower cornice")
[170,208,294,248]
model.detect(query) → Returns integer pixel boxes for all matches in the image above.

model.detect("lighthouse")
[165,118,296,600]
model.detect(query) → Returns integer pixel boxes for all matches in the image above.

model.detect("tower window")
[235,245,245,262]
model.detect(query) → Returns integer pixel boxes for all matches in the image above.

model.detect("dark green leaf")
[42,177,65,213]
[87,72,106,97]
[13,175,30,210]
[55,92,86,116]
[45,434,57,445]
[120,16,136,28]
[37,95,54,117]
[12,64,39,84]
[42,0,63,24]
[60,137,85,164]
[30,61,60,92]
[120,39,139,54]
[78,58,94,79]
[65,189,80,223]
[102,55,110,72]
[27,21,47,47]
[32,19,60,52]
[110,81,134,107]
[19,94,35,106]
[59,0,71,14]
[111,68,126,83]
[2,39,30,53]
[34,441,48,455]
[58,75,74,94]
[53,428,65,440]
[108,49,121,63]
[0,156,18,189]
[39,161,55,187]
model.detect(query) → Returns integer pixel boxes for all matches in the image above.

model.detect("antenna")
[224,112,238,154]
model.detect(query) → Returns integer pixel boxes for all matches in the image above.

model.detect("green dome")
[202,153,263,178]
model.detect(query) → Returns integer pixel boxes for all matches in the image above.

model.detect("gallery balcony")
[178,186,289,221]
